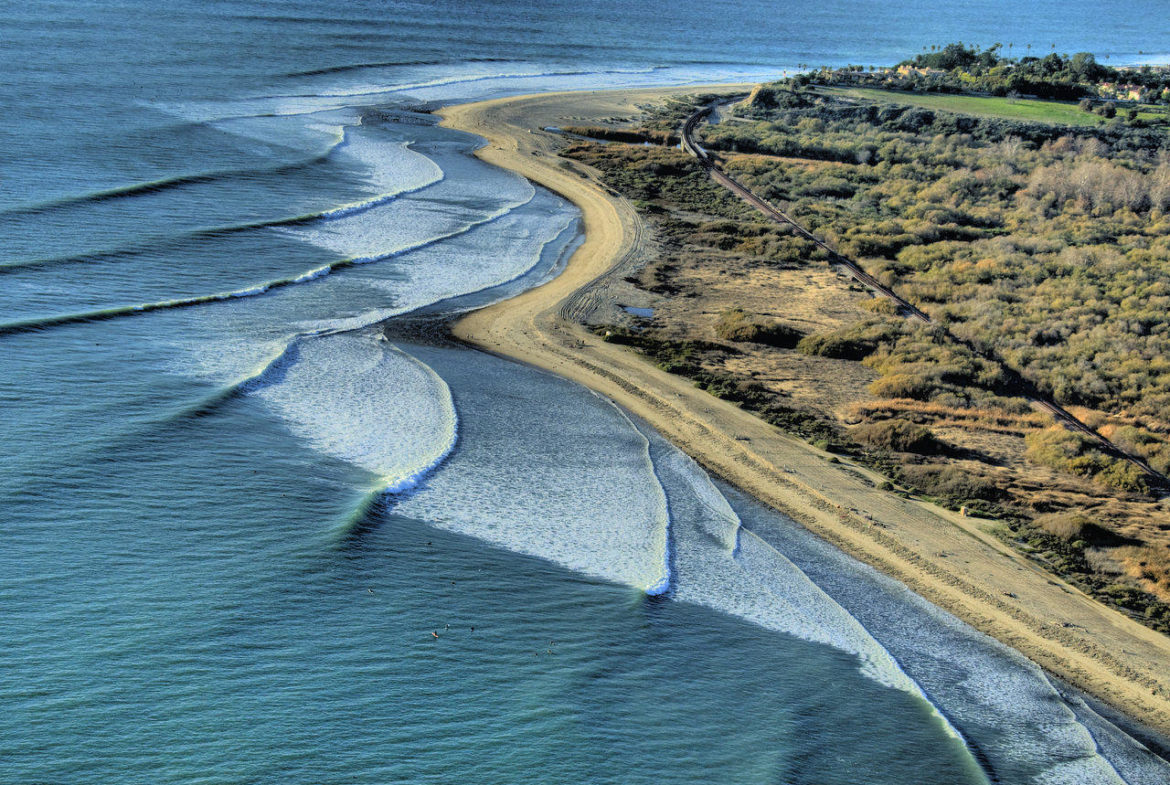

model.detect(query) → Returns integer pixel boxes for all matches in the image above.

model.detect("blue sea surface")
[3,2,1170,783]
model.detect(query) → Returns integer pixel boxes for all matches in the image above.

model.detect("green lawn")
[819,86,1164,127]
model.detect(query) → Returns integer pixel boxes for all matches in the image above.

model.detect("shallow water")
[4,1,1170,782]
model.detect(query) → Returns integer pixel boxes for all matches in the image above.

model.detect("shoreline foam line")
[637,422,976,755]
[438,86,1170,736]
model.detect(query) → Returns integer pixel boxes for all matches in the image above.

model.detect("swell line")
[0,141,444,277]
[0,128,348,220]
[277,56,513,79]
[280,59,444,78]
[202,65,673,123]
[0,189,535,337]
[163,338,305,422]
[257,65,667,101]
[157,214,570,427]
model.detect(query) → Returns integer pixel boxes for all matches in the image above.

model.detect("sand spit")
[439,86,1170,737]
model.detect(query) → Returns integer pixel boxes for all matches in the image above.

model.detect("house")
[1099,82,1147,101]
[895,65,944,77]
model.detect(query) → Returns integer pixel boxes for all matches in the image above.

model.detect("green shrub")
[715,309,803,347]
[852,419,944,453]
[897,464,1005,505]
[1024,427,1149,493]
[862,297,901,316]
[796,320,904,361]
[867,373,938,400]
[1033,513,1120,545]
[798,333,875,360]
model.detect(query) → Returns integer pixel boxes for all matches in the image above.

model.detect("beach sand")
[439,86,1170,737]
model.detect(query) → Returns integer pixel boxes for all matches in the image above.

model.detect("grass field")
[819,86,1164,126]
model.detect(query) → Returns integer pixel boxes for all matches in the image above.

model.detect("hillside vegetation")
[806,42,1170,105]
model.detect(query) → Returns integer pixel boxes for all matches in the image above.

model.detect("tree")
[1070,52,1104,82]
[1079,98,1094,112]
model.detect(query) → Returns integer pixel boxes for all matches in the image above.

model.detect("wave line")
[0,190,534,337]
[0,129,348,220]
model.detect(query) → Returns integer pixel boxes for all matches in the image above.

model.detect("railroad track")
[681,102,1168,488]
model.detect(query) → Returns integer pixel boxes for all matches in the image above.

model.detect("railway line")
[681,101,1168,488]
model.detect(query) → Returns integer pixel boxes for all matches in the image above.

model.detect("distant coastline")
[439,85,1170,737]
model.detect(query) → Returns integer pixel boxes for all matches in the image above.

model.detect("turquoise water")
[3,2,1170,783]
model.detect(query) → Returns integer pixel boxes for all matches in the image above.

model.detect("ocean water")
[3,1,1170,783]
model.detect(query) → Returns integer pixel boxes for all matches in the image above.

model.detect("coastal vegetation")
[561,76,1170,633]
[715,308,802,347]
[804,42,1170,105]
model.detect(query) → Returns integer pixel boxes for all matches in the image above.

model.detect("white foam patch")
[170,183,577,386]
[368,189,573,303]
[284,144,536,263]
[715,482,1139,784]
[639,430,1150,783]
[393,345,670,594]
[645,444,967,724]
[319,128,444,219]
[292,188,576,335]
[248,332,456,493]
[1060,694,1170,785]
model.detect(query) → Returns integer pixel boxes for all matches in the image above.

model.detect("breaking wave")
[0,193,532,337]
[0,130,443,277]
[246,333,458,508]
[260,65,669,101]
[393,344,674,595]
[638,429,971,747]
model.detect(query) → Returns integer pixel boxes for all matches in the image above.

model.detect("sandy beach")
[440,86,1170,737]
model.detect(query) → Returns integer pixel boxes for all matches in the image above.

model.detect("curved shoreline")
[438,87,1170,738]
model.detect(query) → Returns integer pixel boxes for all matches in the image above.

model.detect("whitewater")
[4,3,1170,783]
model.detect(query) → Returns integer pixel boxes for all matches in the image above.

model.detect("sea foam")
[248,332,457,497]
[718,483,1147,785]
[316,128,444,220]
[393,344,672,595]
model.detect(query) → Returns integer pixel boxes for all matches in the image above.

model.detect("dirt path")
[438,87,1170,736]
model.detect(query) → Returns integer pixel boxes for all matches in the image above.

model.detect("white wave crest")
[317,130,444,220]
